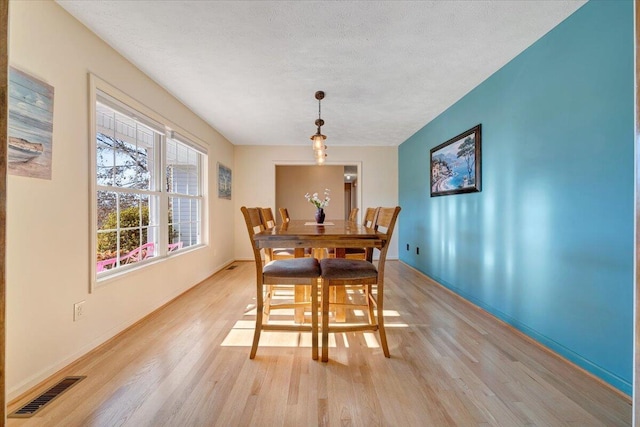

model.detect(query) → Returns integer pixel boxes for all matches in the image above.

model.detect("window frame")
[166,133,204,249]
[90,75,208,291]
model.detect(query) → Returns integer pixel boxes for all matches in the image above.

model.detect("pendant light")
[310,91,327,165]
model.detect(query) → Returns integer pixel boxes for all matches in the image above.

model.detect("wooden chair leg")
[335,286,346,322]
[311,280,318,360]
[322,281,330,362]
[264,286,272,320]
[377,301,390,358]
[250,288,264,359]
[367,285,375,324]
[294,285,304,323]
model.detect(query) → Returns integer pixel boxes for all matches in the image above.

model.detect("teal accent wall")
[398,0,634,394]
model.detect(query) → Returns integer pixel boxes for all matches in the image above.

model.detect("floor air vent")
[226,265,237,270]
[9,376,86,418]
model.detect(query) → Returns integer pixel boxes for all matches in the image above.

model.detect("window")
[93,86,206,281]
[166,136,202,249]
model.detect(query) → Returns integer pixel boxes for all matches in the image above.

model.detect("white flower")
[305,188,331,209]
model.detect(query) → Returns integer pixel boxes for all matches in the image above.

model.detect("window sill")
[94,243,206,289]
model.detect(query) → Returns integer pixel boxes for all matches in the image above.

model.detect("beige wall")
[8,1,235,399]
[276,165,345,221]
[235,145,399,261]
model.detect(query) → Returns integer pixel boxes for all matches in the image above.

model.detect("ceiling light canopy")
[310,91,327,165]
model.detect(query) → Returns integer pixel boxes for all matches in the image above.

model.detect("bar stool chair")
[272,206,316,322]
[241,206,320,360]
[326,207,380,321]
[319,206,401,362]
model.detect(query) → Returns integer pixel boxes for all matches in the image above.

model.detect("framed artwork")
[217,162,232,199]
[8,67,55,180]
[430,124,481,197]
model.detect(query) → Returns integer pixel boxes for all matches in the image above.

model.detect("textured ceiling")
[56,1,585,147]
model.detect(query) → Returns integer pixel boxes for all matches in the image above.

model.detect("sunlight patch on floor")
[363,333,380,348]
[221,330,335,348]
[384,323,409,328]
[224,290,409,348]
[341,332,350,348]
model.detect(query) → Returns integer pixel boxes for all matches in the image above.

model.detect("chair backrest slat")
[260,207,276,228]
[374,208,398,233]
[363,207,378,228]
[279,207,290,224]
[348,207,359,222]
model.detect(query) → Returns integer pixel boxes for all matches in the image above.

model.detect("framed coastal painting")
[8,67,55,180]
[430,124,481,197]
[217,162,232,199]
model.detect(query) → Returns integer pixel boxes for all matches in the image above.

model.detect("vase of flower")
[305,189,331,224]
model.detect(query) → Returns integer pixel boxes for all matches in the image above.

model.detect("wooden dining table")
[253,219,386,255]
[253,219,388,322]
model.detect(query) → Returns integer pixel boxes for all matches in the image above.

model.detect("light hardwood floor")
[8,261,631,426]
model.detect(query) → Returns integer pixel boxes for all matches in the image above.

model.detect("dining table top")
[253,219,387,249]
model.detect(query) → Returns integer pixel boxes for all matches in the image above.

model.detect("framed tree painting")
[430,124,481,197]
[217,162,231,199]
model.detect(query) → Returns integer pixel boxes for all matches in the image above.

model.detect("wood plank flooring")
[7,261,631,426]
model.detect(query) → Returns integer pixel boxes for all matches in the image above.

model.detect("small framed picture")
[217,162,232,199]
[430,124,481,197]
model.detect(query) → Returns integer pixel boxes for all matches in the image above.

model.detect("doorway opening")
[275,164,360,222]
[343,165,358,219]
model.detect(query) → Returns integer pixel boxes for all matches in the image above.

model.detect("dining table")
[253,219,386,252]
[253,219,388,323]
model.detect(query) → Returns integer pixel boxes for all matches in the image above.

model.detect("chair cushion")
[264,257,321,278]
[320,258,378,280]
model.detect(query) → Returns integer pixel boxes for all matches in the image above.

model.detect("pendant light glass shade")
[311,134,326,150]
[310,91,327,165]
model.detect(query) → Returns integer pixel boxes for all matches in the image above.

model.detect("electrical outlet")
[406,244,410,251]
[416,247,420,255]
[74,301,86,321]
